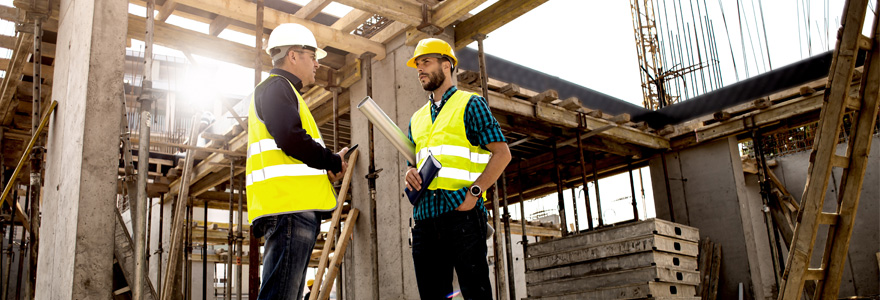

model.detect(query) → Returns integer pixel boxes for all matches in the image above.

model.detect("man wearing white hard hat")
[245,23,349,300]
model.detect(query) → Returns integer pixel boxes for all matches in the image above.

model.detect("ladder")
[309,150,360,300]
[778,0,880,299]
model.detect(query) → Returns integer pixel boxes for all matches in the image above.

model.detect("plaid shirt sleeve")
[464,94,507,149]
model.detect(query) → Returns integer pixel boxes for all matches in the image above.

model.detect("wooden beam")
[405,0,486,45]
[330,9,373,34]
[0,34,55,58]
[15,82,51,99]
[156,0,177,22]
[331,0,421,26]
[294,0,331,20]
[458,84,669,149]
[165,130,248,203]
[368,21,408,44]
[208,15,231,36]
[505,220,561,238]
[0,33,32,127]
[0,59,54,83]
[0,4,59,31]
[171,0,386,60]
[453,0,549,50]
[695,92,824,143]
[127,14,273,71]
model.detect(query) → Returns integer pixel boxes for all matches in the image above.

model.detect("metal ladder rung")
[831,155,850,168]
[818,212,839,225]
[859,34,873,50]
[804,268,825,281]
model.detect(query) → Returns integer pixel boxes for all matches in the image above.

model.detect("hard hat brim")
[406,54,455,69]
[265,46,328,60]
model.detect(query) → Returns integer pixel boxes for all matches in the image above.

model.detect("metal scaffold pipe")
[517,161,528,255]
[236,172,244,300]
[135,110,151,300]
[501,174,516,300]
[135,0,157,298]
[227,159,235,300]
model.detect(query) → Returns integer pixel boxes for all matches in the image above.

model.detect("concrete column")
[648,137,768,299]
[34,0,128,297]
[345,31,441,299]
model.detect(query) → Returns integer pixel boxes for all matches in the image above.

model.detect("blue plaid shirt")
[407,86,507,220]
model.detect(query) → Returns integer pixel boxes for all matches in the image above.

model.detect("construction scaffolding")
[0,1,875,299]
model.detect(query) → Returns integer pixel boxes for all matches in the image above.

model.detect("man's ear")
[286,49,296,65]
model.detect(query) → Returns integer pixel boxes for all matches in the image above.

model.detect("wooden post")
[160,115,202,300]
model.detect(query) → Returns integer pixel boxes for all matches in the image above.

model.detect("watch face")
[470,185,481,196]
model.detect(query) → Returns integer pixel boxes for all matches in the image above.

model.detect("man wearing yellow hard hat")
[246,23,349,300]
[403,38,511,299]
[303,279,314,300]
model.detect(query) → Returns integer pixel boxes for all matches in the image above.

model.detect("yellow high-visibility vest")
[410,90,490,199]
[246,75,336,224]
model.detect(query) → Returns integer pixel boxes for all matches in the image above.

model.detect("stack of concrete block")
[525,218,700,299]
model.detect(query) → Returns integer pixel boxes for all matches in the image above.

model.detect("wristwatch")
[469,184,482,197]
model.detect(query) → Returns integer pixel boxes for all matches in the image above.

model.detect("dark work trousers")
[252,212,321,300]
[412,206,493,300]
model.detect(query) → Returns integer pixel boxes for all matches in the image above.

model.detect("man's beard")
[421,70,446,91]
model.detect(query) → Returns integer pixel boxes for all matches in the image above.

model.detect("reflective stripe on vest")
[410,90,491,196]
[245,74,336,224]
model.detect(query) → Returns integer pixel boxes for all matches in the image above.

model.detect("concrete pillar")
[34,0,128,297]
[345,31,442,299]
[649,137,768,299]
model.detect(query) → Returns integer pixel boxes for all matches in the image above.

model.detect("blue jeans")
[252,212,320,300]
[412,207,493,300]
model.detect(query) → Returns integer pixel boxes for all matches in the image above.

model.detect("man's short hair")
[270,45,310,67]
[420,53,455,74]
[271,46,289,68]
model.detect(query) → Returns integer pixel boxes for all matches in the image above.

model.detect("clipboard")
[405,153,441,206]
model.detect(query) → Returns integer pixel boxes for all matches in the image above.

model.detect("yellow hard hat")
[406,38,457,69]
[307,279,314,287]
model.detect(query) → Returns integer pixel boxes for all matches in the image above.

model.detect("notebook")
[405,153,442,206]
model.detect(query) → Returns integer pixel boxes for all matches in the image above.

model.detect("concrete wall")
[758,135,880,296]
[650,135,880,299]
[649,137,768,299]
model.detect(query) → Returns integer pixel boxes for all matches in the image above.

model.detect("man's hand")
[455,193,478,211]
[405,166,422,191]
[328,147,349,182]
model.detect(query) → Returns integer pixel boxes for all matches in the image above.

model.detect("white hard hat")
[266,23,327,61]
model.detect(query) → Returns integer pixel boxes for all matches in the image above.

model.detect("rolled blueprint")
[356,96,417,164]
